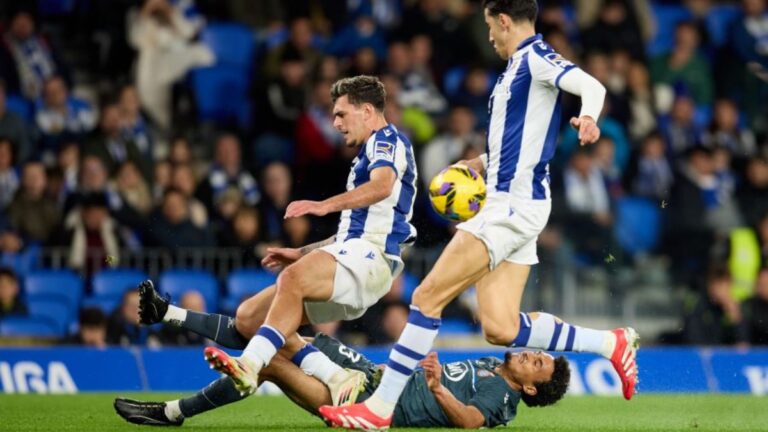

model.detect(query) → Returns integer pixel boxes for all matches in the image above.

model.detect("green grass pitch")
[0,393,766,431]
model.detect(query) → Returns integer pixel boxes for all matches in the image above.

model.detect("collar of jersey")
[516,33,542,51]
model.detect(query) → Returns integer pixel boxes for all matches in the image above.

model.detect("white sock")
[163,305,187,325]
[292,344,342,384]
[367,306,441,418]
[164,399,183,421]
[242,325,285,369]
[512,312,613,357]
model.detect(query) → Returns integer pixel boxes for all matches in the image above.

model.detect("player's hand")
[261,247,302,272]
[421,352,443,392]
[569,115,600,146]
[284,200,329,219]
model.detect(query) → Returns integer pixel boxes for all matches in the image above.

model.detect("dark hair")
[330,75,386,112]
[521,356,570,407]
[79,307,107,327]
[0,267,18,283]
[483,0,538,23]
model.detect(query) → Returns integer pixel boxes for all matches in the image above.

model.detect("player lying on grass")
[114,333,570,429]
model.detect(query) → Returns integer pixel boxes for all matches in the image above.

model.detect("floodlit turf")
[0,393,766,431]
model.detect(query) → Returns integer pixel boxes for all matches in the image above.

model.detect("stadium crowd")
[0,0,767,348]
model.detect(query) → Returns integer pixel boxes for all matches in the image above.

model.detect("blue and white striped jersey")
[336,124,418,266]
[485,34,576,201]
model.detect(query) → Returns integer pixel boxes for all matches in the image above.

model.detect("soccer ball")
[428,165,486,222]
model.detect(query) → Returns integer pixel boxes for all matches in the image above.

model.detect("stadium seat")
[159,270,218,313]
[5,94,34,122]
[81,295,120,315]
[0,243,41,277]
[221,269,276,313]
[647,5,692,56]
[92,269,148,299]
[23,270,83,311]
[706,5,741,47]
[37,0,77,16]
[201,22,256,70]
[0,316,59,338]
[614,197,662,256]
[189,66,250,125]
[26,297,72,336]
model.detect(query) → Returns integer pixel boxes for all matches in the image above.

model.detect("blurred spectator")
[52,192,126,275]
[57,141,79,198]
[578,0,652,61]
[451,66,492,132]
[7,161,60,243]
[380,74,436,145]
[398,0,470,67]
[0,138,19,210]
[283,215,310,248]
[45,166,66,210]
[626,61,657,141]
[263,17,322,82]
[107,288,156,346]
[115,161,153,217]
[153,159,172,201]
[739,267,768,345]
[701,99,757,161]
[563,147,613,260]
[258,162,292,243]
[0,80,33,163]
[387,41,446,115]
[560,103,630,169]
[326,10,387,60]
[347,47,381,77]
[731,0,768,69]
[0,11,68,100]
[586,51,631,127]
[295,79,343,170]
[380,301,408,343]
[35,76,96,161]
[420,106,483,188]
[195,133,259,213]
[660,95,701,157]
[592,137,623,199]
[82,103,149,180]
[683,266,742,345]
[738,156,768,227]
[127,0,214,130]
[213,187,244,228]
[117,84,153,159]
[171,163,207,228]
[650,21,714,106]
[218,206,262,267]
[0,267,25,318]
[316,55,341,82]
[623,131,674,201]
[150,188,215,250]
[64,307,108,348]
[758,213,768,266]
[158,291,206,345]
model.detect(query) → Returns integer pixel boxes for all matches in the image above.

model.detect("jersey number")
[338,345,361,362]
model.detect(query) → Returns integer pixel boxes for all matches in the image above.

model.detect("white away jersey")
[485,34,577,200]
[336,124,418,265]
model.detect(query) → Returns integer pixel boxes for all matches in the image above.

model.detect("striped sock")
[366,306,441,417]
[243,325,285,368]
[291,343,342,384]
[511,312,612,357]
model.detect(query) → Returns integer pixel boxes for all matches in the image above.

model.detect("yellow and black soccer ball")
[428,165,486,222]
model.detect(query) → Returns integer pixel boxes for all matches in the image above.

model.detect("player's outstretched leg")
[114,398,185,426]
[510,312,639,400]
[137,280,251,349]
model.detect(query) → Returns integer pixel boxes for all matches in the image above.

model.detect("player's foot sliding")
[609,327,640,400]
[327,369,368,407]
[114,397,184,426]
[204,347,260,396]
[137,280,170,325]
[319,402,392,430]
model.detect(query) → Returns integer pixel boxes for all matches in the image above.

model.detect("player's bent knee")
[234,303,261,338]
[482,319,520,346]
[276,266,303,295]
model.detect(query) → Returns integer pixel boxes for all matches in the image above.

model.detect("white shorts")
[303,238,394,324]
[457,193,551,270]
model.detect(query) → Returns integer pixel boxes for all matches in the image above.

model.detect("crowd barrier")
[1,347,767,395]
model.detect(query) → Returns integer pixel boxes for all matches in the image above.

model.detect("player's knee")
[482,317,520,346]
[234,303,260,337]
[276,265,303,296]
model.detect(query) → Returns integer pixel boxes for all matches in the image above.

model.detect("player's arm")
[456,154,488,177]
[557,67,606,145]
[284,167,396,218]
[262,235,336,271]
[422,353,485,429]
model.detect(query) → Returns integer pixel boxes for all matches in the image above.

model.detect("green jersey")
[392,357,521,428]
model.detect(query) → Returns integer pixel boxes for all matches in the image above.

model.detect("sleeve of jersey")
[367,136,398,173]
[467,378,513,428]
[529,44,578,90]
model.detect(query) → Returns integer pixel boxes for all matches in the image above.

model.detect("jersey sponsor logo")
[374,141,395,161]
[443,362,470,382]
[338,345,361,363]
[477,369,495,378]
[542,52,574,69]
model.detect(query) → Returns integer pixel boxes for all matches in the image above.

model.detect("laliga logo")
[0,361,77,394]
[443,362,469,382]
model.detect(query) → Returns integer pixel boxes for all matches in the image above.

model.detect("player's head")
[330,75,387,147]
[503,351,570,407]
[482,0,538,59]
